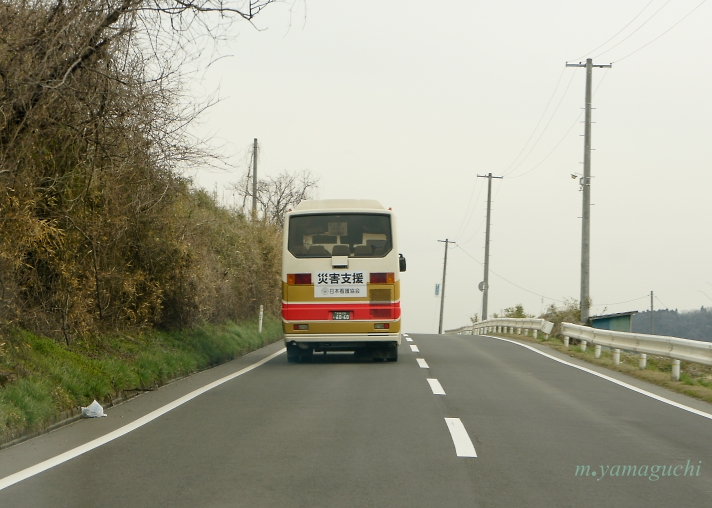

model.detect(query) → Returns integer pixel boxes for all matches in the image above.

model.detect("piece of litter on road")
[81,400,107,418]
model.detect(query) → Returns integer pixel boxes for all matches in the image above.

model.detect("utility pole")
[650,291,654,334]
[437,239,456,334]
[476,173,503,320]
[252,138,258,221]
[566,58,611,324]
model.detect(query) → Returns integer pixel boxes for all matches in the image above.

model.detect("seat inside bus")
[331,244,350,256]
[353,245,373,257]
[307,245,330,256]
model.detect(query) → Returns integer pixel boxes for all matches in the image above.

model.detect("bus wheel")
[386,345,398,362]
[286,344,299,363]
[298,348,313,363]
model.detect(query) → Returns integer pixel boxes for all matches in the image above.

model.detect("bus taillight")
[370,272,394,284]
[287,273,312,285]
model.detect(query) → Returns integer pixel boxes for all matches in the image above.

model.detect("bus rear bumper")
[284,332,401,346]
[284,333,400,362]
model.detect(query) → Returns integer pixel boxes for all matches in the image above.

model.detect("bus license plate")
[332,311,351,320]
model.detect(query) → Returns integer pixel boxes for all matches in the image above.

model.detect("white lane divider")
[0,348,286,491]
[427,378,446,395]
[445,418,478,457]
[416,358,429,368]
[410,345,419,353]
[406,337,413,342]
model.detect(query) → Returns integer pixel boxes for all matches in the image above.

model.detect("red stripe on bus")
[282,302,401,321]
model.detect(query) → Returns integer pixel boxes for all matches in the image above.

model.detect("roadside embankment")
[0,317,283,447]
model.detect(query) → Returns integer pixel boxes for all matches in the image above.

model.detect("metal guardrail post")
[613,349,621,364]
[671,360,681,381]
[595,345,601,358]
[639,354,647,369]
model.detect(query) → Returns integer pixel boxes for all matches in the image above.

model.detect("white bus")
[281,199,406,362]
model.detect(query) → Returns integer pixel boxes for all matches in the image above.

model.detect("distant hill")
[631,307,712,342]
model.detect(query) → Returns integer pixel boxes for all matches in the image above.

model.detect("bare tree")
[232,169,319,226]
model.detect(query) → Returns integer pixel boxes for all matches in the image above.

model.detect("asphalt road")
[1,333,711,507]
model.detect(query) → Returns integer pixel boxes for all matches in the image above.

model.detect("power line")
[453,177,484,240]
[456,244,650,309]
[592,0,674,60]
[501,68,567,174]
[503,69,579,177]
[655,295,669,309]
[455,245,566,303]
[454,69,568,240]
[506,111,583,179]
[613,0,709,63]
[506,68,611,179]
[595,295,650,306]
[570,0,656,61]
[456,179,504,245]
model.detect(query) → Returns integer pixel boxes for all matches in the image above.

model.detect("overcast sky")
[188,0,712,334]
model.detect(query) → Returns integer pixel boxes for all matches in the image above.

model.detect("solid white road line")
[406,337,413,342]
[0,348,286,491]
[486,336,712,422]
[416,358,429,369]
[410,345,419,353]
[427,378,446,395]
[444,418,477,457]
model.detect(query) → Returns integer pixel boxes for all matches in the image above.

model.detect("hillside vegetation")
[0,1,287,340]
[632,308,712,342]
[0,2,300,439]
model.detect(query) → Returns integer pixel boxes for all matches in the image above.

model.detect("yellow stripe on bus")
[282,280,400,302]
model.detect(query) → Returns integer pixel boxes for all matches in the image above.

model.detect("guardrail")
[446,318,554,338]
[561,322,712,380]
[444,325,473,335]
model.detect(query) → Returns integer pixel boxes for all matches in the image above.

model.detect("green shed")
[590,311,638,333]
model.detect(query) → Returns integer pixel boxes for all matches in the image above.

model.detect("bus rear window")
[288,214,392,258]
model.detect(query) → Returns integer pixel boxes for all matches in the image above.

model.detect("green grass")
[0,316,283,439]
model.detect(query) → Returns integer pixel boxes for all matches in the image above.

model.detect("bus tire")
[386,345,398,362]
[298,348,313,363]
[286,344,300,363]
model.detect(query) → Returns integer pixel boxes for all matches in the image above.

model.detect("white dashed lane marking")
[406,337,413,342]
[427,378,446,395]
[445,418,478,458]
[410,345,419,353]
[416,358,429,368]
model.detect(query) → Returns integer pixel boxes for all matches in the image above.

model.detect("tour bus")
[281,199,406,362]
